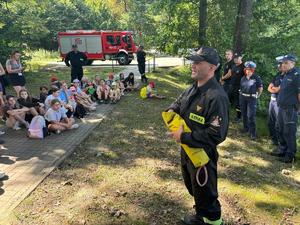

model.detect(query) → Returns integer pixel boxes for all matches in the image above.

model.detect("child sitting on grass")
[86,80,97,101]
[109,82,121,104]
[18,89,45,117]
[106,73,115,87]
[71,79,96,111]
[124,72,135,91]
[96,79,110,103]
[140,81,165,99]
[39,85,48,103]
[44,99,79,134]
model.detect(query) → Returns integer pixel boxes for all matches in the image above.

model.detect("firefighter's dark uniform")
[276,64,300,163]
[268,72,284,145]
[137,48,147,83]
[168,78,229,223]
[240,72,263,139]
[222,59,234,98]
[65,50,87,82]
[230,63,245,121]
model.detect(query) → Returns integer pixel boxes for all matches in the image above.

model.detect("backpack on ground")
[140,86,147,99]
[28,115,49,139]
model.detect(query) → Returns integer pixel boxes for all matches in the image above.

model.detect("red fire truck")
[58,30,138,65]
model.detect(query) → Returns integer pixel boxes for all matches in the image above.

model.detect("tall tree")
[233,0,254,53]
[199,0,207,46]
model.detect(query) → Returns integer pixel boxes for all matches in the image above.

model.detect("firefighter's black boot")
[181,214,205,225]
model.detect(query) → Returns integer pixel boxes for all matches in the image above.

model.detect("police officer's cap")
[275,55,284,63]
[282,54,297,62]
[244,61,256,69]
[186,47,219,66]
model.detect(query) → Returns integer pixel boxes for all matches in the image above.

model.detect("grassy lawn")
[7,67,300,225]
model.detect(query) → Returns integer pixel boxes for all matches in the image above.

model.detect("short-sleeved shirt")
[270,73,284,99]
[6,59,22,71]
[231,63,245,87]
[223,59,234,84]
[240,73,263,95]
[44,107,67,122]
[277,67,300,108]
[44,95,62,110]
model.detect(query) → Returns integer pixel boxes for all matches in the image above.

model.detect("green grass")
[8,67,300,225]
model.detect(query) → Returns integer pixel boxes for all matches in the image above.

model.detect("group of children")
[1,72,136,139]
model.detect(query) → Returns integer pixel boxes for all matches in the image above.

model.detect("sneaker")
[0,131,5,135]
[55,130,61,135]
[270,148,285,157]
[0,172,6,180]
[90,106,96,111]
[13,122,21,130]
[71,124,79,129]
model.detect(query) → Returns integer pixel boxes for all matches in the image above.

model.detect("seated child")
[116,80,125,96]
[96,79,110,103]
[141,81,165,99]
[106,73,115,87]
[93,75,101,86]
[124,72,135,91]
[50,75,61,90]
[86,80,97,101]
[71,79,96,111]
[81,76,89,90]
[44,99,79,134]
[18,89,45,117]
[4,95,30,130]
[109,82,121,104]
[39,85,48,103]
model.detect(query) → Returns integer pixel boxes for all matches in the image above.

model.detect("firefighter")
[167,47,229,225]
[230,53,245,122]
[272,54,300,163]
[137,46,147,83]
[64,44,87,82]
[239,61,263,140]
[221,49,234,98]
[268,57,284,146]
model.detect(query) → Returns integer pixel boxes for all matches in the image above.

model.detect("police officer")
[239,61,263,140]
[221,49,234,97]
[230,53,245,122]
[137,46,147,83]
[167,47,229,225]
[272,54,300,163]
[268,57,284,146]
[64,44,87,82]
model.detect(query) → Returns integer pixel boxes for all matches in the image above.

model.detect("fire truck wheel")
[86,60,94,66]
[117,53,128,65]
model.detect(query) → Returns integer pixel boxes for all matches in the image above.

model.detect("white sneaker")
[55,130,61,134]
[90,107,96,111]
[0,131,5,135]
[13,122,21,130]
[0,172,6,179]
[71,124,79,129]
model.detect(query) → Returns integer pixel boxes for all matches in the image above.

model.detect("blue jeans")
[278,107,298,158]
[240,95,257,136]
[268,100,279,145]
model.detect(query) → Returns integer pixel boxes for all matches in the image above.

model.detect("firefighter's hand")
[167,124,183,143]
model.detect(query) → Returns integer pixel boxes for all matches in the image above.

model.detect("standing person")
[167,47,229,225]
[64,44,87,82]
[0,62,7,97]
[230,53,245,122]
[268,58,284,146]
[239,61,263,140]
[221,49,234,96]
[137,46,147,83]
[6,50,26,97]
[272,54,300,163]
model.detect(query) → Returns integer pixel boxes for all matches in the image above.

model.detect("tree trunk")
[199,0,207,46]
[233,0,254,54]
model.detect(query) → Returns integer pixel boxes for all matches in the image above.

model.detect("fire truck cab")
[58,30,137,65]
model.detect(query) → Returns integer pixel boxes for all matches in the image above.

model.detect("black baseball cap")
[186,47,220,66]
[233,52,242,58]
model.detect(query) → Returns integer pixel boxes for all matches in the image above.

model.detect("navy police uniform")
[65,49,87,82]
[240,73,263,138]
[168,78,229,224]
[276,66,300,161]
[268,72,284,145]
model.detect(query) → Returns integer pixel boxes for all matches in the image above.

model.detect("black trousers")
[138,62,146,75]
[71,66,83,82]
[181,148,221,221]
